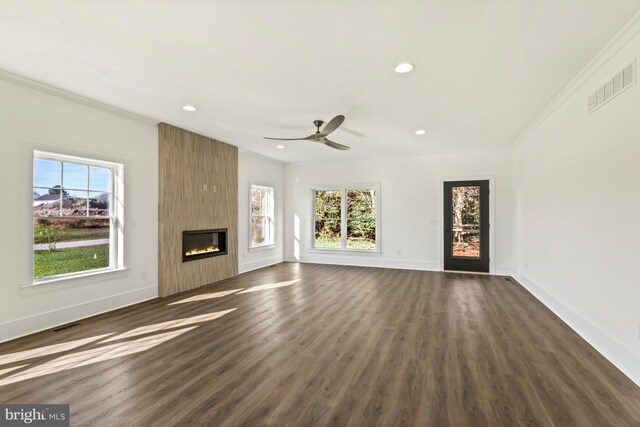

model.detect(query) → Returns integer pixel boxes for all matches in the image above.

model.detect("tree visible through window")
[314,190,342,248]
[250,185,275,248]
[313,185,378,251]
[33,152,119,280]
[451,186,480,257]
[346,189,376,249]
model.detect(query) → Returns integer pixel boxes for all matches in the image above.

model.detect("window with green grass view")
[33,151,120,280]
[313,184,379,251]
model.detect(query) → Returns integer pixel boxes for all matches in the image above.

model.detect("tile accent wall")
[158,123,238,297]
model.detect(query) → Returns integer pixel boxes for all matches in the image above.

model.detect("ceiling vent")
[588,60,636,113]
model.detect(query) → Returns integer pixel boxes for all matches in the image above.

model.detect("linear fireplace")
[182,229,228,262]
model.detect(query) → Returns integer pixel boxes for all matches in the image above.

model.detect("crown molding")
[512,10,640,147]
[0,68,158,125]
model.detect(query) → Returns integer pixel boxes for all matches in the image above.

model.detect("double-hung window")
[250,184,275,249]
[33,151,123,281]
[312,183,380,252]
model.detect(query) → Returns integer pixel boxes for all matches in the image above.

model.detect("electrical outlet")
[212,185,217,193]
[140,271,147,280]
[203,184,208,192]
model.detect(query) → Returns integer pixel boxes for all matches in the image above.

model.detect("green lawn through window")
[34,244,109,279]
[33,226,109,244]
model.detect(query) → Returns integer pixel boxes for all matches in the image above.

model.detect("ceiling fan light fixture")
[415,129,426,135]
[394,63,414,74]
[182,104,197,112]
[276,145,285,149]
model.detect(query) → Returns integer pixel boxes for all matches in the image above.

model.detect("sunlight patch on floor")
[0,334,113,366]
[0,327,196,387]
[168,289,243,305]
[238,279,301,294]
[0,365,28,376]
[101,309,237,343]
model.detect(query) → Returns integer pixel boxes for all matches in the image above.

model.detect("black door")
[444,180,489,272]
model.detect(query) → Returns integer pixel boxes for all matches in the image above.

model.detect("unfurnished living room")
[1,1,640,426]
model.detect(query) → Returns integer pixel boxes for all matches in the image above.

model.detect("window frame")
[310,183,381,254]
[249,183,276,250]
[32,150,125,283]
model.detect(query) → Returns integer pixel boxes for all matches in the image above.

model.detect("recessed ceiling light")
[182,105,197,112]
[415,129,426,135]
[276,145,285,149]
[394,63,414,74]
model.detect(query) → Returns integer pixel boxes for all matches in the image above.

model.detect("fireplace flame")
[185,246,220,257]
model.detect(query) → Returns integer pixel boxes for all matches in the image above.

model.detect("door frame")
[437,175,495,274]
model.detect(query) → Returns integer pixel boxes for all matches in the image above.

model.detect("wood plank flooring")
[0,262,639,426]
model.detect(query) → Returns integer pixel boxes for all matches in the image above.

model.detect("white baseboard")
[286,254,514,276]
[494,266,513,276]
[0,285,158,343]
[239,255,284,274]
[514,272,640,387]
[285,253,441,272]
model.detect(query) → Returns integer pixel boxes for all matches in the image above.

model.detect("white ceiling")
[1,1,639,163]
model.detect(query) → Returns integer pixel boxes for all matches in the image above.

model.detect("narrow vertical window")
[314,190,342,249]
[250,185,275,249]
[346,189,376,250]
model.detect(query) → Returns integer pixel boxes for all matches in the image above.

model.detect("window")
[33,151,123,281]
[312,183,379,252]
[250,185,275,249]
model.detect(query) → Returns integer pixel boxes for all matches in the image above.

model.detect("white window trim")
[309,182,381,254]
[24,266,130,287]
[249,183,276,251]
[32,150,125,284]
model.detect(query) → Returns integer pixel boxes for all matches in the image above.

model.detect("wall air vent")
[588,60,636,113]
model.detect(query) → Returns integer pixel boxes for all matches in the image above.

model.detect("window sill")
[309,248,381,256]
[249,244,276,252]
[23,267,130,288]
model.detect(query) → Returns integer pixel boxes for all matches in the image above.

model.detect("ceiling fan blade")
[319,115,345,136]
[322,139,351,151]
[264,134,315,141]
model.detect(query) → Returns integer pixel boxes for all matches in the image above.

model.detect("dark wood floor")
[0,263,639,426]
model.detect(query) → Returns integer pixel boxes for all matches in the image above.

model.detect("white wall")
[284,152,513,274]
[513,20,640,385]
[238,151,284,273]
[0,77,158,342]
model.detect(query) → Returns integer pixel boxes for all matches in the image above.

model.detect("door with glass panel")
[443,180,489,272]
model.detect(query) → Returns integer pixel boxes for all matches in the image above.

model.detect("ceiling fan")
[264,115,351,150]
